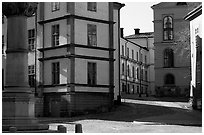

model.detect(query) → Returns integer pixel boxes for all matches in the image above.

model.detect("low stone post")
[58,125,67,133]
[75,123,83,133]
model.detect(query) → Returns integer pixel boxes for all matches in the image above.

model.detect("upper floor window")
[52,62,60,85]
[141,53,143,63]
[132,49,134,59]
[2,35,4,54]
[122,45,124,56]
[164,48,174,67]
[87,2,97,12]
[88,24,97,46]
[28,65,35,87]
[127,47,129,58]
[52,24,60,47]
[52,2,60,12]
[28,29,35,51]
[165,74,175,85]
[88,62,97,85]
[122,63,125,75]
[163,16,173,41]
[145,70,148,81]
[136,68,139,79]
[145,55,147,64]
[132,66,135,78]
[127,65,130,77]
[136,52,138,61]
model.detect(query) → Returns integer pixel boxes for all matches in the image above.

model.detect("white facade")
[2,2,124,117]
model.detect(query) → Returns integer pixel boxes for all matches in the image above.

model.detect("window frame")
[132,49,134,60]
[163,16,174,41]
[87,24,97,46]
[87,62,97,85]
[52,2,60,12]
[52,24,60,47]
[164,48,174,67]
[52,62,60,85]
[87,2,97,12]
[28,65,35,87]
[28,29,35,51]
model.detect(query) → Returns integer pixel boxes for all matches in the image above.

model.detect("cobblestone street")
[36,96,202,133]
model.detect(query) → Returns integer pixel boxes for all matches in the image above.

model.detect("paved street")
[36,96,202,133]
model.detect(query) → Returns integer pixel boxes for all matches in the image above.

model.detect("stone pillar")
[2,2,47,131]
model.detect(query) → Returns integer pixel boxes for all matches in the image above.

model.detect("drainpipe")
[139,47,142,97]
[34,7,37,97]
[124,40,128,94]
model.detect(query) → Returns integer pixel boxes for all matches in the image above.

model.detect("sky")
[120,2,158,36]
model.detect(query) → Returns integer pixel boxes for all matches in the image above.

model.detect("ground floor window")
[28,65,35,87]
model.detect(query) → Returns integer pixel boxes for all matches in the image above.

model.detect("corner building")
[2,2,124,117]
[152,2,200,97]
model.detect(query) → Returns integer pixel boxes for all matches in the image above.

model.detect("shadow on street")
[39,97,202,127]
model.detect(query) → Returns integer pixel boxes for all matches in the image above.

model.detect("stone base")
[2,91,48,131]
[2,123,49,131]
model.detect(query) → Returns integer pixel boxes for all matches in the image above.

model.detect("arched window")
[164,48,174,67]
[163,16,173,41]
[165,74,175,85]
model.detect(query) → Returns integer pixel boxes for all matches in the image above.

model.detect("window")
[52,62,60,85]
[145,70,148,81]
[122,45,124,56]
[141,54,143,63]
[122,63,125,75]
[52,2,60,12]
[127,65,130,77]
[165,74,175,85]
[136,68,139,79]
[164,48,174,67]
[127,47,129,58]
[88,62,97,85]
[2,35,4,54]
[132,66,135,78]
[28,29,35,51]
[141,68,143,80]
[52,24,60,47]
[136,52,138,61]
[163,16,173,41]
[145,55,147,64]
[132,50,134,59]
[28,65,35,87]
[88,24,97,46]
[87,2,96,12]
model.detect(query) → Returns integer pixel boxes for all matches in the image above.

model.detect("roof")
[125,32,154,39]
[184,4,202,21]
[121,37,148,51]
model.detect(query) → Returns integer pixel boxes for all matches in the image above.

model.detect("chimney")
[134,28,140,35]
[120,28,124,38]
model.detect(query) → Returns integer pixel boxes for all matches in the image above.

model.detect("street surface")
[38,95,202,133]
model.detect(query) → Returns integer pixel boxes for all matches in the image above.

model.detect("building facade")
[152,2,200,97]
[184,4,202,109]
[120,28,154,96]
[2,2,124,117]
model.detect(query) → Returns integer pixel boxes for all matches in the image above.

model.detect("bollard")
[9,127,17,133]
[75,124,82,133]
[58,125,67,133]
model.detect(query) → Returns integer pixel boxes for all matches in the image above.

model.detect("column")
[2,2,48,131]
